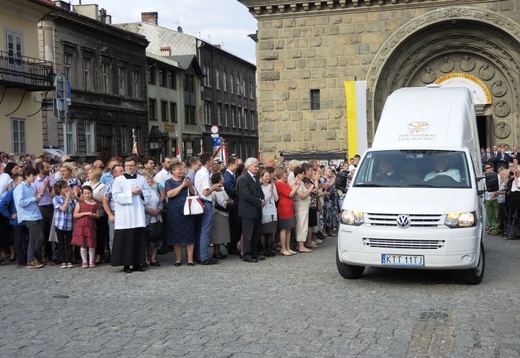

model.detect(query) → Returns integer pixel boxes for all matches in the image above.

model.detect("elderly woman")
[293,165,315,253]
[287,159,301,187]
[319,166,340,236]
[210,172,231,259]
[142,168,164,266]
[259,168,278,256]
[275,167,298,255]
[165,161,196,266]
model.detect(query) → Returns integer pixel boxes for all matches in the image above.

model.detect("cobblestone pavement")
[1,233,519,357]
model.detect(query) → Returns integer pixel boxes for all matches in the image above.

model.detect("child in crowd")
[52,180,76,269]
[71,185,99,268]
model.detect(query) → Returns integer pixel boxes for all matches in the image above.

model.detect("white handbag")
[183,193,205,215]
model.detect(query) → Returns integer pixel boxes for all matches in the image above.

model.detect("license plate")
[381,254,424,267]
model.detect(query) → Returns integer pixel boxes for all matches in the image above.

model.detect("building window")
[244,110,248,129]
[230,74,234,93]
[204,102,211,125]
[170,102,177,123]
[231,107,236,128]
[250,81,255,99]
[236,76,241,95]
[224,105,229,127]
[6,31,23,65]
[149,99,157,121]
[132,70,139,99]
[161,100,168,122]
[223,72,227,92]
[85,122,95,155]
[101,63,110,94]
[238,107,243,128]
[168,70,176,89]
[147,66,155,84]
[241,78,246,97]
[185,105,196,125]
[159,68,166,87]
[66,121,77,154]
[121,125,128,154]
[203,65,210,87]
[12,119,25,154]
[250,111,256,130]
[118,66,126,96]
[83,57,91,91]
[64,53,72,82]
[217,104,222,126]
[184,74,194,93]
[310,89,320,110]
[215,68,220,90]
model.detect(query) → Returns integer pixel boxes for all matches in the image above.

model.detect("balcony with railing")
[0,50,54,91]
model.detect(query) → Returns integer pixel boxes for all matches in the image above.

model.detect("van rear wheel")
[336,247,365,279]
[463,242,485,285]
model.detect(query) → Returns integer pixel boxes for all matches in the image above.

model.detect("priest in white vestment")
[111,156,152,273]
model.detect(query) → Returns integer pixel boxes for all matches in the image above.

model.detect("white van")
[336,86,496,284]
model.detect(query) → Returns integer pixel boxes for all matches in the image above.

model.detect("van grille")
[364,238,445,250]
[366,213,443,227]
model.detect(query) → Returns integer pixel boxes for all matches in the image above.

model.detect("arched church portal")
[367,7,520,148]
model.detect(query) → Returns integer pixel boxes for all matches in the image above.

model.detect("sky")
[77,0,258,64]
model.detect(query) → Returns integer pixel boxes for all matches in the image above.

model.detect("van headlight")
[444,212,475,228]
[341,210,364,226]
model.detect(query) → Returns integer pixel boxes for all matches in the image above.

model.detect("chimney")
[160,46,171,57]
[141,12,158,26]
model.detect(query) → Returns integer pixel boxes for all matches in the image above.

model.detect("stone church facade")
[239,0,520,159]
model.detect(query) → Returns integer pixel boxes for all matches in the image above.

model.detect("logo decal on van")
[396,215,411,229]
[408,121,429,133]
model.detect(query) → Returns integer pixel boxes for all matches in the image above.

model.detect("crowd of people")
[481,145,520,240]
[0,150,349,272]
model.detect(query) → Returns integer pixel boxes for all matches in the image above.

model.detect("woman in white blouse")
[259,168,278,256]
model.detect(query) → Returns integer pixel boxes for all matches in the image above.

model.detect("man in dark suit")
[495,148,510,171]
[374,159,404,181]
[237,157,265,263]
[223,157,241,256]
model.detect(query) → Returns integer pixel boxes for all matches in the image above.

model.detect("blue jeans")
[198,201,214,263]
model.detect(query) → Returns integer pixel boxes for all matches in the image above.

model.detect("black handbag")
[146,219,163,243]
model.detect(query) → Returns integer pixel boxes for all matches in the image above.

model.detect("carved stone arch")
[366,7,520,145]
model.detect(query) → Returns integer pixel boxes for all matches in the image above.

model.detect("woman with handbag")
[143,169,164,266]
[210,172,231,260]
[259,168,278,256]
[165,161,196,266]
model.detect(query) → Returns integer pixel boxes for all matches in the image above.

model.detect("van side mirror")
[485,172,499,192]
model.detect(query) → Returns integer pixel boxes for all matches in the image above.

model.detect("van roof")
[372,86,477,150]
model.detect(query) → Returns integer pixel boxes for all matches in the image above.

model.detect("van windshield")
[353,150,471,189]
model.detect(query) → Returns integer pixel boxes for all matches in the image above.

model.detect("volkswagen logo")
[396,215,411,229]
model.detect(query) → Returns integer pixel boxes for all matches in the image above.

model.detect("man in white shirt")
[424,156,461,182]
[111,156,152,273]
[153,157,172,187]
[194,153,222,265]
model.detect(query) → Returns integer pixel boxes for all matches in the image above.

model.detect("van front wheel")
[336,247,365,279]
[463,242,485,285]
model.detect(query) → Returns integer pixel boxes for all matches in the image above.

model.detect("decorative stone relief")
[420,66,436,84]
[494,121,511,139]
[494,100,511,117]
[439,56,455,73]
[492,80,507,97]
[460,55,476,72]
[479,64,495,80]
